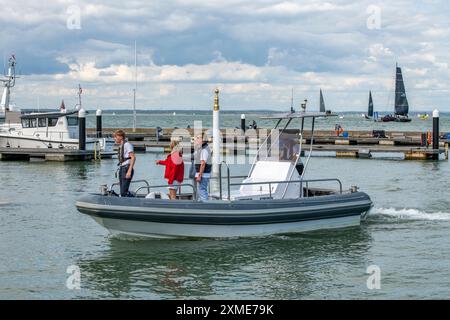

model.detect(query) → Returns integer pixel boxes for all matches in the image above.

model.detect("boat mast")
[132,40,137,133]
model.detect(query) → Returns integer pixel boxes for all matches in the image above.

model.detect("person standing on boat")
[114,130,136,197]
[194,133,211,201]
[156,140,184,200]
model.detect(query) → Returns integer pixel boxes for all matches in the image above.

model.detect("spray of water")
[370,207,450,221]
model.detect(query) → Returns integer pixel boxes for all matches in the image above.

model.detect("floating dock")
[88,128,448,161]
[5,128,443,161]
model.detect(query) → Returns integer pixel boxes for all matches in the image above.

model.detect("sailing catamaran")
[381,64,412,122]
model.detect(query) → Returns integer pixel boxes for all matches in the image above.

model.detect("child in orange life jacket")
[156,140,185,200]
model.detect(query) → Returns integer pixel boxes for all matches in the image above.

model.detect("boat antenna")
[1,54,17,112]
[290,88,294,113]
[132,40,137,133]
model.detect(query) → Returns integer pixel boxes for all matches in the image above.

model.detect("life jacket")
[194,142,211,173]
[118,142,131,166]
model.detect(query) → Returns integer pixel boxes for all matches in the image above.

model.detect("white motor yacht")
[0,55,113,152]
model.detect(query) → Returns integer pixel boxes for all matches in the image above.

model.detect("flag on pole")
[78,84,82,95]
[60,99,66,113]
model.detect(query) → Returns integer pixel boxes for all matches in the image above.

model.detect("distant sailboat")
[319,89,325,112]
[382,64,412,122]
[318,89,331,120]
[364,91,374,119]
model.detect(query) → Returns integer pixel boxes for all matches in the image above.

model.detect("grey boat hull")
[76,192,372,239]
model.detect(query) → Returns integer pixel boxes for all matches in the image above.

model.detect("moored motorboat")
[0,55,114,152]
[0,110,114,151]
[76,110,373,239]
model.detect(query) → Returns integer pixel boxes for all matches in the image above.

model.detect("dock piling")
[78,109,86,151]
[433,109,439,160]
[96,109,102,138]
[241,114,246,133]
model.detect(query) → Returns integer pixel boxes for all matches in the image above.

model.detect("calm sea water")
[86,111,450,133]
[1,112,450,299]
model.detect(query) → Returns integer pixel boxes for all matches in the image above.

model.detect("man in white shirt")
[194,133,211,201]
[114,130,136,197]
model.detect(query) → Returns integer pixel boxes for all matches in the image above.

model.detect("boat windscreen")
[256,131,300,162]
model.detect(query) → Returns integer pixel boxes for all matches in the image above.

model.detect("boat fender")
[145,192,169,199]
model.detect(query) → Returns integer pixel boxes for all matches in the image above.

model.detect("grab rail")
[109,179,196,199]
[135,183,197,199]
[109,179,150,193]
[219,161,231,201]
[108,170,341,201]
[229,178,343,199]
[218,162,248,201]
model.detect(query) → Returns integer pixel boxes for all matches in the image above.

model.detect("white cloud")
[1,0,450,111]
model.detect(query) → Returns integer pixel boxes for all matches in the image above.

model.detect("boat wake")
[370,207,450,221]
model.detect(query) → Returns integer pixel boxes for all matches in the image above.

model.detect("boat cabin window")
[38,118,46,127]
[67,117,78,126]
[48,118,58,127]
[21,118,31,128]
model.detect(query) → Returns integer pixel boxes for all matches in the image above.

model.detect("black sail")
[395,66,409,116]
[368,91,374,117]
[319,89,325,112]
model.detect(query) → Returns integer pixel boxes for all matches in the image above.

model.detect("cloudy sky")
[1,0,449,111]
